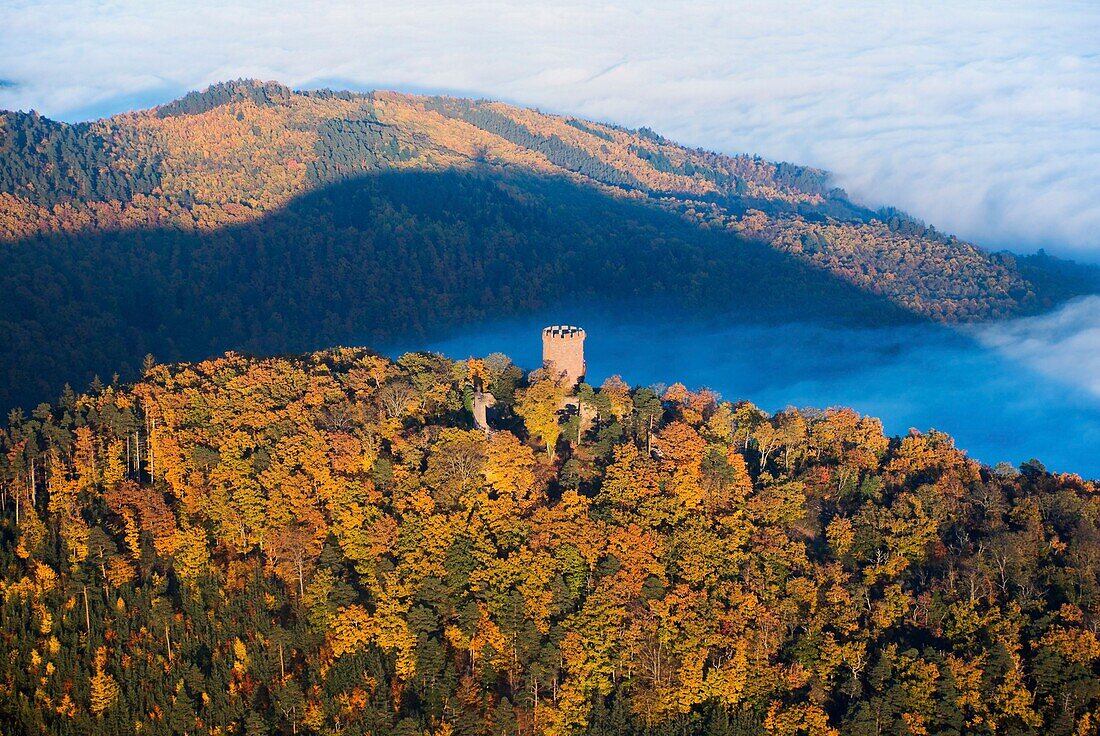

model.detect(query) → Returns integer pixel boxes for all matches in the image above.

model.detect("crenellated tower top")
[542,325,586,341]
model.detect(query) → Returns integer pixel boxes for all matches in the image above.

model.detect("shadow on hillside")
[0,166,922,411]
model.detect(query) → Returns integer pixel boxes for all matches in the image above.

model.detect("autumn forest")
[2,80,1100,736]
[1,347,1099,735]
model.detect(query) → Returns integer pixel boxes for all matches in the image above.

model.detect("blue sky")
[1,0,1098,260]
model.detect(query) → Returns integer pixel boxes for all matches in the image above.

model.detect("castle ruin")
[542,325,586,388]
[472,390,496,434]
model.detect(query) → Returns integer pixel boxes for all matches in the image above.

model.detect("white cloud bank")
[1,0,1098,258]
[973,295,1100,400]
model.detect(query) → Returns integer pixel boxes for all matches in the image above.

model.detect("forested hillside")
[1,347,1099,735]
[2,79,1098,410]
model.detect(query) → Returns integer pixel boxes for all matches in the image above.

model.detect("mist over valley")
[391,296,1100,478]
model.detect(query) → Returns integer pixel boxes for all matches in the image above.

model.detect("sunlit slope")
[2,79,1086,322]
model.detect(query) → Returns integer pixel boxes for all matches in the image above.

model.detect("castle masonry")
[542,325,586,388]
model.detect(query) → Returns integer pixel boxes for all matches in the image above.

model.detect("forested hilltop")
[2,346,1099,735]
[1,79,1098,410]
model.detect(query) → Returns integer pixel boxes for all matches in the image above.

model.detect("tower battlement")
[542,325,586,341]
[542,325,586,387]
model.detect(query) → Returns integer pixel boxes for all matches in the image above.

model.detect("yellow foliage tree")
[89,647,120,716]
[515,377,566,459]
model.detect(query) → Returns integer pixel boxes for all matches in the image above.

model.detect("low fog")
[971,296,1100,400]
[388,299,1100,478]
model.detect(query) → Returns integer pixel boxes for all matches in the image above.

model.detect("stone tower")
[542,325,586,388]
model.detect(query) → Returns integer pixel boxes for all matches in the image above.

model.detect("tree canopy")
[1,346,1098,735]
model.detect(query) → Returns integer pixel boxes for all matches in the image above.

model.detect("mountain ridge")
[4,78,1095,321]
[1,78,1098,410]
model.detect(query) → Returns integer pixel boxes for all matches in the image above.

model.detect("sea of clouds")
[972,295,1100,400]
[0,0,1097,260]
